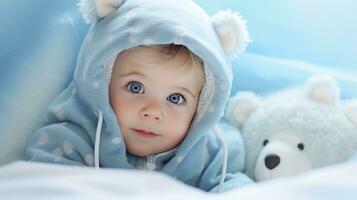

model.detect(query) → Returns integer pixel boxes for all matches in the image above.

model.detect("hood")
[73,0,249,167]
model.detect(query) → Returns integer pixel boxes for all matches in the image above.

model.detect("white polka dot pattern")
[63,141,74,155]
[123,10,136,19]
[84,154,94,166]
[175,26,186,37]
[52,147,63,157]
[112,137,122,145]
[92,81,101,90]
[55,107,65,120]
[38,132,49,145]
[176,156,184,163]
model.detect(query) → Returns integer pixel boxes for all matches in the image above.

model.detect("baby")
[109,44,204,157]
[26,0,252,192]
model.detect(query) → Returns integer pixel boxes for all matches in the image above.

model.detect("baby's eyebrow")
[118,71,145,77]
[178,86,196,98]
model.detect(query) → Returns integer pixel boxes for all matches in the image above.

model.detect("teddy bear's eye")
[263,139,269,146]
[297,143,304,150]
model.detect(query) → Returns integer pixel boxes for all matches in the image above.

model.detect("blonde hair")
[105,44,205,83]
[133,44,205,82]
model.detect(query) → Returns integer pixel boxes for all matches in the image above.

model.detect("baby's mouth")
[132,128,158,138]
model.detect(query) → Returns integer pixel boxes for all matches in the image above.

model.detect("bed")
[0,160,357,199]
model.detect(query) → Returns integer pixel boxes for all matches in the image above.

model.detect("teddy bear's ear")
[344,100,357,126]
[304,75,340,106]
[225,92,260,129]
[78,0,125,24]
[211,10,250,58]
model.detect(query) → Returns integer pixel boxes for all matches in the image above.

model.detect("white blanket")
[0,161,356,200]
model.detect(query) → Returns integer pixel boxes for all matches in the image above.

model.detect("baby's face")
[109,46,204,156]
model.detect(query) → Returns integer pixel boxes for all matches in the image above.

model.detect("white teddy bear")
[226,75,357,181]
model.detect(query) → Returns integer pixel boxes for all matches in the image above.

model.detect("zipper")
[144,147,178,171]
[145,155,157,170]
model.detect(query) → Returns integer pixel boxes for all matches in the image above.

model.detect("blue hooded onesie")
[26,0,252,192]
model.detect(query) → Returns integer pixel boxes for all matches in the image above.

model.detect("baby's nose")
[140,101,163,121]
[141,112,162,121]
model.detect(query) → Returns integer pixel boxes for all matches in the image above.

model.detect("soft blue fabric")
[0,0,90,165]
[25,0,252,192]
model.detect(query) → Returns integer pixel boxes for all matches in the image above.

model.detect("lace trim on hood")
[102,54,214,122]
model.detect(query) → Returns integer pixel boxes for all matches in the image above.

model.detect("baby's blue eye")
[167,93,185,104]
[127,82,144,94]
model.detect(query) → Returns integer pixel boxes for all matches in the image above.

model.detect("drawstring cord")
[94,110,227,191]
[94,110,103,169]
[212,125,228,192]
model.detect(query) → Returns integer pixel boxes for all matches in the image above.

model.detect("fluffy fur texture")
[78,1,249,58]
[78,0,124,24]
[211,10,250,58]
[226,75,357,181]
[225,92,260,129]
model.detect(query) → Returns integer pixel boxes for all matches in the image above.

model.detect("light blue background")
[195,0,357,96]
[0,0,356,164]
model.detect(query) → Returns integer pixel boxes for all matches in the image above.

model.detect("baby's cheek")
[175,113,193,132]
[168,126,189,147]
[111,99,131,124]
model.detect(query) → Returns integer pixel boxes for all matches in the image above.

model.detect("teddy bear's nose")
[265,154,280,170]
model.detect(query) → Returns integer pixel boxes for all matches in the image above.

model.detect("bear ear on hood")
[225,92,260,130]
[344,100,357,127]
[304,75,340,106]
[78,0,125,24]
[211,10,250,59]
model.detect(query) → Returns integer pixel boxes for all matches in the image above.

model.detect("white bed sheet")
[0,161,356,200]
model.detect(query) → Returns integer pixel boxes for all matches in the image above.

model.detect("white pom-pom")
[225,92,259,129]
[304,75,340,106]
[78,0,125,24]
[211,10,250,58]
[78,0,97,24]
